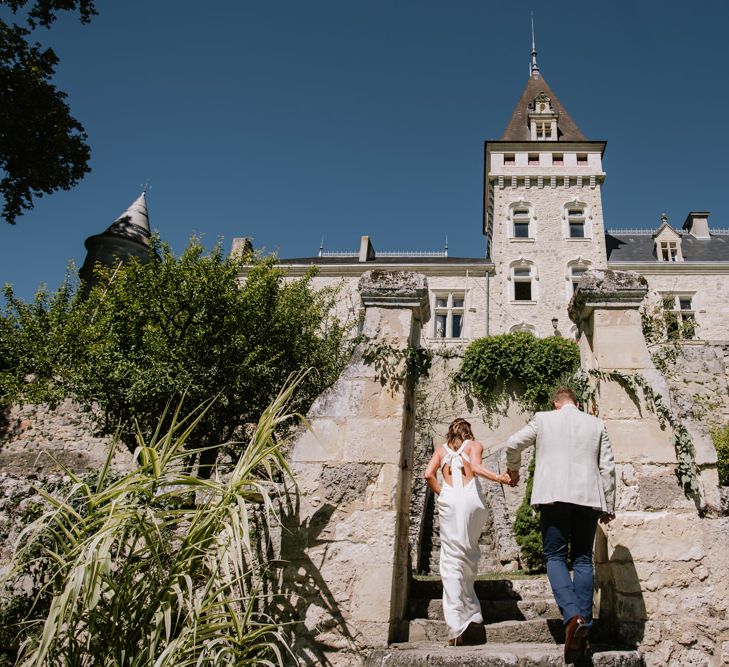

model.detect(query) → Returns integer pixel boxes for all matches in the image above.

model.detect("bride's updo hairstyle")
[446,418,474,448]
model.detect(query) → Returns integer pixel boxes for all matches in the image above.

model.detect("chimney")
[359,235,376,262]
[682,212,711,239]
[231,237,254,257]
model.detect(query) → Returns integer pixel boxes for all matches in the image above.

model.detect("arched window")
[562,200,591,239]
[566,258,591,298]
[509,321,537,335]
[509,258,537,302]
[508,201,535,240]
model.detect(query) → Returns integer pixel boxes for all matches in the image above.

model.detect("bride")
[424,418,512,644]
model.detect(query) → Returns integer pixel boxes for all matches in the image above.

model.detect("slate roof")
[606,233,729,262]
[501,73,586,142]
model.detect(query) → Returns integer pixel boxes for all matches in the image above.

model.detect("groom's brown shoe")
[564,615,589,664]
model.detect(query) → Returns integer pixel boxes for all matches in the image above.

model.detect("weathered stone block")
[290,419,346,463]
[604,512,705,562]
[604,420,676,464]
[344,418,404,464]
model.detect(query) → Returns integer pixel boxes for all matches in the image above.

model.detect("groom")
[504,387,616,664]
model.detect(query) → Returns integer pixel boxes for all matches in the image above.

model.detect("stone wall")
[571,269,729,666]
[0,400,133,476]
[275,270,428,666]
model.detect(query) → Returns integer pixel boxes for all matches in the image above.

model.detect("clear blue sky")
[2,0,728,301]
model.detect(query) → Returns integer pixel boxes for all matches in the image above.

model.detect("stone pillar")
[281,270,429,664]
[569,270,727,662]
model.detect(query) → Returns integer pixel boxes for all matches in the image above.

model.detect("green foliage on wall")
[512,452,545,572]
[712,426,729,487]
[455,332,581,416]
[455,333,580,571]
[0,237,352,472]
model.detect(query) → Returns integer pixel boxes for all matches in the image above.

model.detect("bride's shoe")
[447,635,462,647]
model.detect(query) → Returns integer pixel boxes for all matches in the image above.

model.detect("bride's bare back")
[440,441,478,488]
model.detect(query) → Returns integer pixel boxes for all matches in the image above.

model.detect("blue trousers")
[539,502,600,625]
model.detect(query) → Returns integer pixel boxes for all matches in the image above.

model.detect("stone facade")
[275,270,428,665]
[487,147,608,339]
[571,269,729,666]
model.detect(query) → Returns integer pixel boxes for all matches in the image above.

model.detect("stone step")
[410,597,561,623]
[366,642,643,667]
[411,577,553,602]
[409,618,566,644]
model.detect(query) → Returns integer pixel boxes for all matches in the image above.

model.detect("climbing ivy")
[512,452,544,572]
[711,426,729,487]
[454,333,581,419]
[588,369,700,500]
[360,337,433,391]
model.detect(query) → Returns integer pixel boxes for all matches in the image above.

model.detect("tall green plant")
[2,237,352,471]
[3,374,307,666]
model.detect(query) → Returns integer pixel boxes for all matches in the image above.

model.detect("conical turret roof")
[500,72,586,142]
[104,191,151,245]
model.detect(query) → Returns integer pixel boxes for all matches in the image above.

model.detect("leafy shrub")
[455,333,581,415]
[512,452,545,572]
[712,426,729,486]
[1,237,352,472]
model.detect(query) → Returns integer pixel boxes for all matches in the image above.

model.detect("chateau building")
[244,51,729,346]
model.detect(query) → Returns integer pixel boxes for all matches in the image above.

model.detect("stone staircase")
[366,576,643,666]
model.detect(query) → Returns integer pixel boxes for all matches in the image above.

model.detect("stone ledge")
[358,270,430,322]
[569,269,648,323]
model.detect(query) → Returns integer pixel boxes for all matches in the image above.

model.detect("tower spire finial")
[530,12,540,78]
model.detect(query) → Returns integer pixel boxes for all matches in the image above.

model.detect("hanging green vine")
[587,368,700,499]
[454,333,581,420]
[359,337,433,391]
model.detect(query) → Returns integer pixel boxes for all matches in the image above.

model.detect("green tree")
[1,1,95,223]
[1,238,352,472]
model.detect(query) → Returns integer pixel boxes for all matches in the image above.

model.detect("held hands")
[496,469,519,487]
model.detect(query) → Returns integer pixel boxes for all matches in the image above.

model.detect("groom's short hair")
[551,386,578,406]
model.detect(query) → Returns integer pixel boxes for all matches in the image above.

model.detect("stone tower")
[484,47,608,338]
[79,191,154,297]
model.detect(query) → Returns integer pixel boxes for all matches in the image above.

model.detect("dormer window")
[659,241,679,262]
[653,213,684,262]
[536,122,552,140]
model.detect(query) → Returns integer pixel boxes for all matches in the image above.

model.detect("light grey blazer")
[505,404,616,513]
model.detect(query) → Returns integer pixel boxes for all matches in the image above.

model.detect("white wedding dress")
[437,440,488,639]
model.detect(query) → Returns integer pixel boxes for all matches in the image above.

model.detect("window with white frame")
[570,266,587,294]
[536,122,552,140]
[513,209,530,238]
[661,294,696,339]
[568,208,586,238]
[659,241,679,262]
[510,262,536,302]
[510,203,533,239]
[433,292,465,338]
